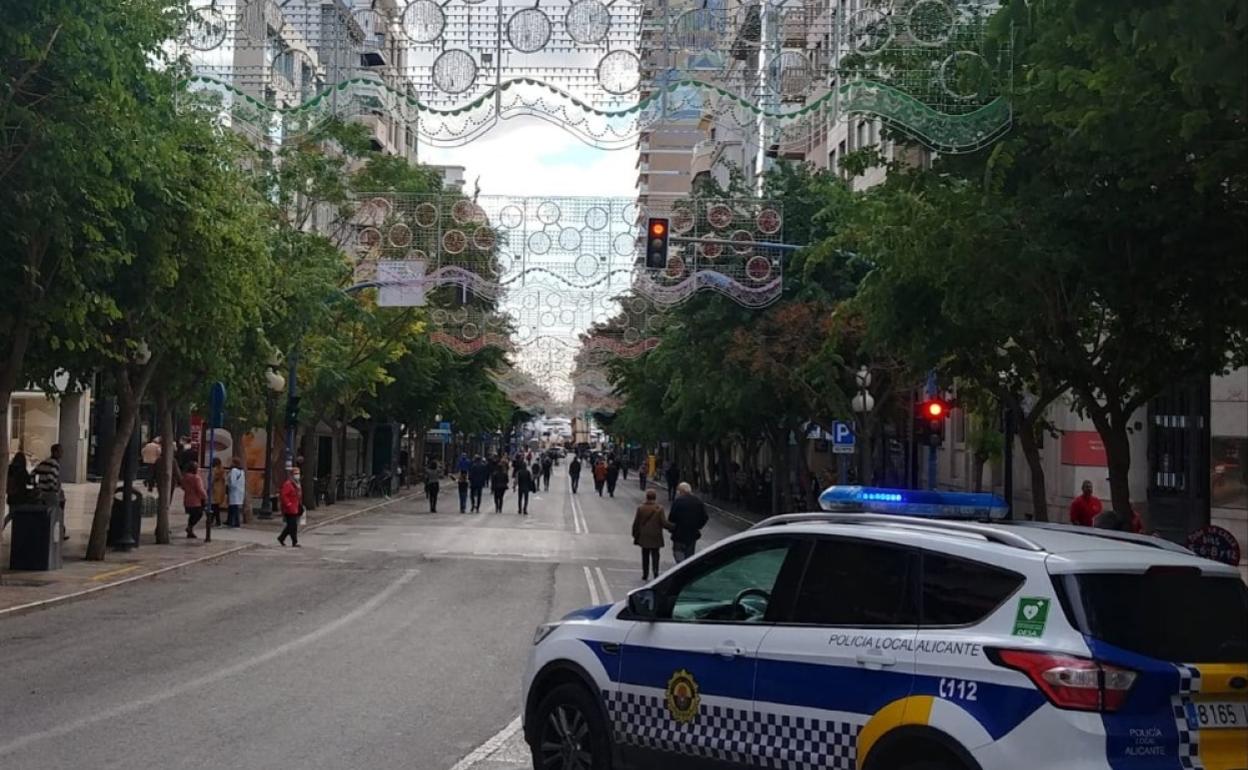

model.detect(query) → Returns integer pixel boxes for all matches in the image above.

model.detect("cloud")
[419,117,637,199]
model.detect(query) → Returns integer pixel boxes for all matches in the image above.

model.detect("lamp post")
[258,354,286,519]
[850,366,874,485]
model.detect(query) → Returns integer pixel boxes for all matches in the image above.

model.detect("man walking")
[468,455,488,512]
[141,437,161,491]
[425,456,441,513]
[278,469,302,547]
[226,458,246,528]
[593,457,608,496]
[1068,480,1102,527]
[605,456,620,498]
[668,482,709,563]
[33,444,68,541]
[490,462,510,514]
[541,454,553,491]
[665,461,680,503]
[516,462,534,515]
[568,454,582,494]
[631,489,670,581]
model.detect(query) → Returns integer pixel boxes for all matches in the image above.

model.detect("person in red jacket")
[1069,480,1103,526]
[278,469,303,547]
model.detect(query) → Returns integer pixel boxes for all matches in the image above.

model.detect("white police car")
[522,487,1248,770]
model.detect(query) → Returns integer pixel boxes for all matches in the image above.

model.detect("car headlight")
[533,623,560,645]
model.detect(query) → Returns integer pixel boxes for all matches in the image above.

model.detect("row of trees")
[0,0,517,564]
[604,0,1248,521]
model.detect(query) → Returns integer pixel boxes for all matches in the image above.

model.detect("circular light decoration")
[623,327,641,345]
[707,203,734,230]
[629,297,649,315]
[597,50,641,95]
[186,5,228,51]
[452,199,477,225]
[536,201,562,225]
[939,51,997,101]
[849,6,894,56]
[584,206,609,230]
[402,0,446,44]
[546,293,563,308]
[358,227,382,252]
[664,256,686,279]
[746,255,773,282]
[443,229,467,254]
[757,208,782,235]
[906,0,954,47]
[613,232,637,256]
[472,227,496,251]
[432,49,478,94]
[566,0,611,45]
[768,52,812,99]
[671,207,695,234]
[461,322,480,340]
[508,7,552,53]
[730,229,754,255]
[558,227,582,251]
[700,236,723,259]
[528,231,552,254]
[499,205,524,229]
[414,202,439,228]
[622,201,642,226]
[575,253,601,278]
[671,8,722,52]
[407,249,428,263]
[431,309,449,326]
[388,223,413,248]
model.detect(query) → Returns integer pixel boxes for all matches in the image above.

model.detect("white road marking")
[0,569,419,756]
[594,566,614,604]
[448,715,523,770]
[582,565,600,606]
[566,474,587,534]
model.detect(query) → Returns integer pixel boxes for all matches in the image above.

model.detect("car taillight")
[988,648,1137,712]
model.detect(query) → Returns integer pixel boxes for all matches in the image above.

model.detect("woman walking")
[517,463,535,515]
[457,469,470,513]
[490,462,510,514]
[631,489,671,581]
[593,458,608,496]
[182,461,208,539]
[278,469,303,547]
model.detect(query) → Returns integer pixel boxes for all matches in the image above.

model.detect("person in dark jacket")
[665,462,680,503]
[668,482,709,563]
[605,457,620,497]
[516,464,535,515]
[631,489,671,580]
[490,463,510,514]
[425,457,440,513]
[277,470,302,547]
[468,456,489,512]
[568,455,582,493]
[540,455,553,491]
[457,470,470,513]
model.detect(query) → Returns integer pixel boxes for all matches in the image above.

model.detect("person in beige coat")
[632,489,672,580]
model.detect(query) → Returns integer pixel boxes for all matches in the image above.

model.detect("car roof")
[749,512,1240,576]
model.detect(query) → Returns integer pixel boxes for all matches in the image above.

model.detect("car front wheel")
[530,683,613,770]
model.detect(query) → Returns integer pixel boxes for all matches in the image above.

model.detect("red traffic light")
[918,398,951,420]
[926,401,944,418]
[650,220,667,237]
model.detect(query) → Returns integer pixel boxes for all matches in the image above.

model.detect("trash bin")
[9,503,62,571]
[107,485,143,548]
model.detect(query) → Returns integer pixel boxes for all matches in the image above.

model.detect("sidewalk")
[0,482,419,618]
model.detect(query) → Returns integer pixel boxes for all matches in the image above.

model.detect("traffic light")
[916,397,952,447]
[645,217,670,269]
[285,395,301,428]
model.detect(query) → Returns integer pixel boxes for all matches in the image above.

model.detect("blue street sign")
[209,382,227,428]
[832,421,855,454]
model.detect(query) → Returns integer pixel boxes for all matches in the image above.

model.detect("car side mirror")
[627,588,660,620]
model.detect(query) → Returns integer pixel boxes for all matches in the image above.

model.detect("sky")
[419,118,638,199]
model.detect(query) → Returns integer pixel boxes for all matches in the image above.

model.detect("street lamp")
[258,354,286,519]
[850,366,875,484]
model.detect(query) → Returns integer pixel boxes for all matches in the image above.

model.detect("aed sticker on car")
[1011,597,1051,637]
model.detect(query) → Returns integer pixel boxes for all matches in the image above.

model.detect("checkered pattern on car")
[1172,664,1203,770]
[605,690,860,770]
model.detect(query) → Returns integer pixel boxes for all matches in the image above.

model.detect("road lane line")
[88,565,142,582]
[0,568,419,756]
[582,565,600,606]
[566,474,587,534]
[449,715,523,770]
[594,567,614,603]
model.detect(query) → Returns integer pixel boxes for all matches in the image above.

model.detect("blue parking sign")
[833,421,855,454]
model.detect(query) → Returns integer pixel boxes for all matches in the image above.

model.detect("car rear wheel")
[531,683,613,770]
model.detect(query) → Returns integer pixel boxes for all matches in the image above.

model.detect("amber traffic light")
[645,217,670,269]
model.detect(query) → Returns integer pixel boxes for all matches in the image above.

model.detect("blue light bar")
[818,486,1008,520]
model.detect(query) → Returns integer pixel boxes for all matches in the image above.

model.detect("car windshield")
[1054,571,1248,663]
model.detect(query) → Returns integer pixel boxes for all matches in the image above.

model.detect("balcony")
[351,113,396,155]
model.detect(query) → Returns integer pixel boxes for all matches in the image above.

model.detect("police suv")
[522,487,1248,770]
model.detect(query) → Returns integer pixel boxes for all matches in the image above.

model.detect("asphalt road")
[0,465,745,770]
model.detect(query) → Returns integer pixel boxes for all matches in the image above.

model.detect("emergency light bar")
[818,486,1009,520]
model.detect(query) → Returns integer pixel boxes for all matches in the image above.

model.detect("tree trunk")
[301,429,317,511]
[0,317,35,581]
[1016,412,1049,522]
[1095,413,1135,523]
[337,404,347,498]
[87,391,137,560]
[154,390,173,544]
[972,453,988,493]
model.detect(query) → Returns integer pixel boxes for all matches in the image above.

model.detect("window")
[790,539,918,626]
[9,401,24,443]
[921,553,1023,626]
[1054,571,1248,662]
[666,538,797,623]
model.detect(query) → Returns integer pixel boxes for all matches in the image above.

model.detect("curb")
[0,491,418,621]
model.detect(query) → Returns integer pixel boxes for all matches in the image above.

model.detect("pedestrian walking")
[665,462,680,503]
[33,444,69,541]
[541,455,553,491]
[278,469,302,547]
[606,457,620,498]
[468,455,488,512]
[631,489,671,581]
[669,482,709,563]
[226,458,246,528]
[425,457,441,513]
[516,463,534,515]
[457,452,471,475]
[491,462,510,514]
[621,458,629,481]
[210,458,227,526]
[141,437,161,491]
[593,458,608,496]
[638,460,647,490]
[568,455,582,494]
[182,461,208,539]
[457,470,470,513]
[1068,480,1103,526]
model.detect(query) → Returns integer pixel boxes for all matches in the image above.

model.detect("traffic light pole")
[925,372,938,491]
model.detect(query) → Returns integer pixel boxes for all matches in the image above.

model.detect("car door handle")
[715,643,745,659]
[855,652,897,669]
